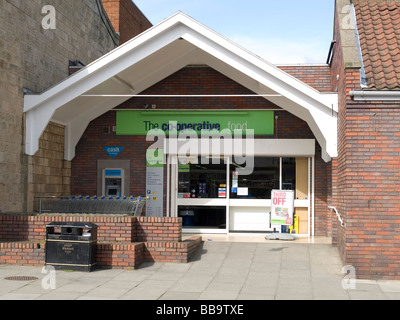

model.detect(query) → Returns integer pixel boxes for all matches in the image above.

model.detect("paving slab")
[0,235,399,300]
[377,280,400,293]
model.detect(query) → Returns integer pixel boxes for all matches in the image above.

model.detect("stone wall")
[0,0,119,212]
[28,122,71,212]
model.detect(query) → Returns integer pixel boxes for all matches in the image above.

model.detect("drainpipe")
[350,90,400,101]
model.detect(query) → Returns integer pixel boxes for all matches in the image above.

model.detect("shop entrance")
[176,156,228,232]
[168,142,313,235]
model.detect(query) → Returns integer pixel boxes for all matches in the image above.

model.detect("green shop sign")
[116,110,274,135]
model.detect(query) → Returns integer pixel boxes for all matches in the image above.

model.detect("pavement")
[0,235,400,300]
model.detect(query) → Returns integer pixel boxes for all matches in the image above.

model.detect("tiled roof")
[278,65,332,92]
[353,0,400,90]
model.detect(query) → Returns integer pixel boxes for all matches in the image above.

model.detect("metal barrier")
[35,196,147,216]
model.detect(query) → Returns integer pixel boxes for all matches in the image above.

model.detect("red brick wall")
[97,242,144,268]
[71,122,149,198]
[341,105,400,279]
[136,217,182,242]
[0,237,200,268]
[329,5,400,279]
[102,0,152,44]
[0,215,181,243]
[102,0,120,32]
[0,242,44,267]
[0,215,135,243]
[0,215,201,268]
[118,0,152,44]
[328,6,355,275]
[0,241,145,269]
[329,7,350,256]
[144,236,202,263]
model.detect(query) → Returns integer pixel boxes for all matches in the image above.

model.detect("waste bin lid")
[179,210,194,216]
[46,222,97,229]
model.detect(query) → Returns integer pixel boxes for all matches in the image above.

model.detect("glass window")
[178,156,227,199]
[282,158,296,190]
[178,205,226,229]
[282,157,309,199]
[230,157,279,199]
[177,156,309,201]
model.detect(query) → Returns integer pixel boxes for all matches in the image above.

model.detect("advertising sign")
[103,146,124,159]
[146,149,164,217]
[116,110,274,136]
[270,190,294,226]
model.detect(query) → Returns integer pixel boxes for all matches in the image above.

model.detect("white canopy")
[24,12,337,162]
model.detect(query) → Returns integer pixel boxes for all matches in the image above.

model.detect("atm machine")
[102,168,124,197]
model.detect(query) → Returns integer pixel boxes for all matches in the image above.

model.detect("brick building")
[1,0,399,279]
[331,0,400,279]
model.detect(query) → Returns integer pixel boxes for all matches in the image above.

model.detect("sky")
[132,0,335,65]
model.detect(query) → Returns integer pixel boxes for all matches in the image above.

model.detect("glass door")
[175,156,229,233]
[229,157,311,235]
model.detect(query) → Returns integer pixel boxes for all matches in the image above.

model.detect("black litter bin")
[45,222,98,272]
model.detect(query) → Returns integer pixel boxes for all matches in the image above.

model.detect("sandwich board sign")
[270,190,294,225]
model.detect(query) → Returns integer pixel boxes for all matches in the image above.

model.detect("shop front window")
[230,157,280,199]
[282,157,309,200]
[178,156,227,199]
[282,157,296,190]
[178,205,226,229]
[177,156,309,201]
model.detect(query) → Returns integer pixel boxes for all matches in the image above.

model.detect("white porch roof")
[24,12,337,162]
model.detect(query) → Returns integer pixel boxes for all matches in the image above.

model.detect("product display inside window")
[177,156,308,200]
[175,155,310,233]
[178,156,227,199]
[230,157,280,199]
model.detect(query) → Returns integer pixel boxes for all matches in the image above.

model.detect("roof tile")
[353,0,400,90]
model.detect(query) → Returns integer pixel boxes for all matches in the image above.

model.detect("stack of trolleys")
[37,195,147,215]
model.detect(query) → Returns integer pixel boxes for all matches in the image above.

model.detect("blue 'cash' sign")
[103,146,124,159]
